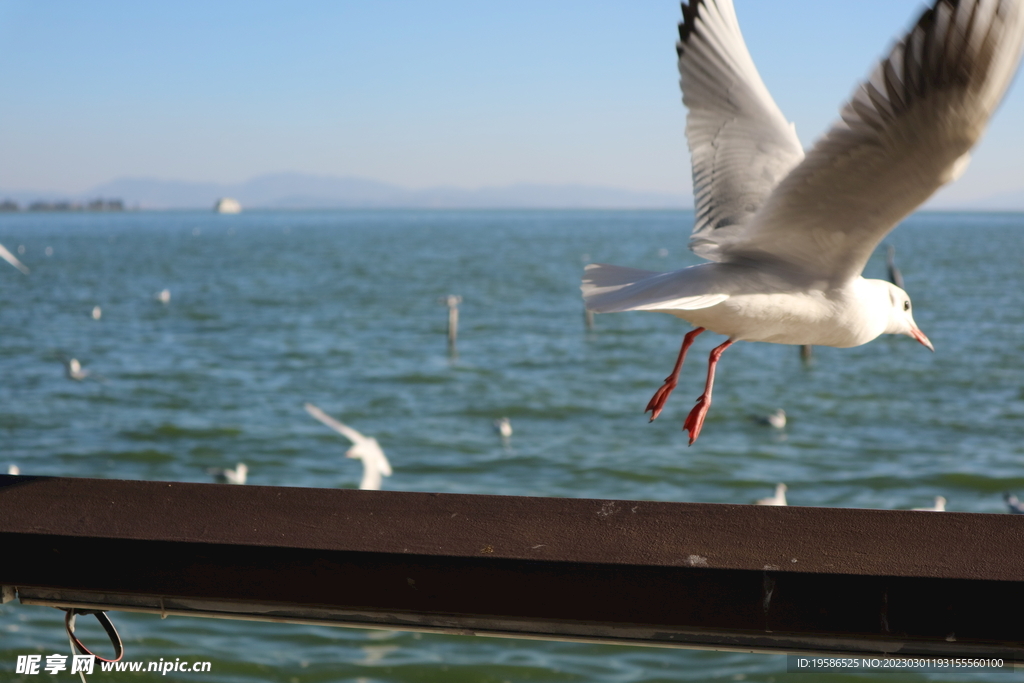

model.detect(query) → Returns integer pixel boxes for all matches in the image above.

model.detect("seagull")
[757,408,787,429]
[6,465,19,475]
[305,403,392,491]
[912,495,946,511]
[756,483,787,506]
[581,0,1024,444]
[91,305,102,320]
[64,358,90,381]
[208,462,247,485]
[156,289,171,304]
[0,242,29,274]
[1004,493,1024,514]
[493,417,513,439]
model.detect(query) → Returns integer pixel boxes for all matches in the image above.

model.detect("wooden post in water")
[799,344,813,364]
[442,295,462,353]
[584,308,595,331]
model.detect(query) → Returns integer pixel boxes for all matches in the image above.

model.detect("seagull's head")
[882,282,933,352]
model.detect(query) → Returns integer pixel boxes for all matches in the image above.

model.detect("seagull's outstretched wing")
[730,0,1024,282]
[678,0,806,261]
[0,242,29,275]
[304,403,368,444]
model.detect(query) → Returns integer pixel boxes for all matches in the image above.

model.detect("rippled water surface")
[2,209,1023,682]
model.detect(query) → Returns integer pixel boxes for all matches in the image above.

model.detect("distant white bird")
[64,358,90,381]
[6,465,19,475]
[156,289,171,304]
[493,417,513,439]
[582,0,1024,444]
[755,483,787,506]
[758,409,786,429]
[208,462,248,485]
[912,496,946,512]
[1004,493,1024,514]
[0,242,29,274]
[91,306,102,320]
[305,403,392,491]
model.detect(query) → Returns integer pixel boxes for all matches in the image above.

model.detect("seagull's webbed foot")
[645,380,677,421]
[683,395,710,445]
[682,338,734,446]
[646,327,704,422]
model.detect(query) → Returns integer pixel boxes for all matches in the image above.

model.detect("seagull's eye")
[903,300,911,312]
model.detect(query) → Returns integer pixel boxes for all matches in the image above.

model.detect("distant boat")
[214,197,241,214]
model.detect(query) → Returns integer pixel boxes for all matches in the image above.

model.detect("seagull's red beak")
[910,326,934,352]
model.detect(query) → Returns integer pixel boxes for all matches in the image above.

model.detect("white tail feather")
[582,263,729,313]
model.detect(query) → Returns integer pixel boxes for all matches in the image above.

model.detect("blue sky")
[1,0,1022,204]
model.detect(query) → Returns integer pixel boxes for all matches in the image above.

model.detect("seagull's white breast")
[663,275,889,348]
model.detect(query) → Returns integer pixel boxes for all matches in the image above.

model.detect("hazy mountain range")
[0,173,690,210]
[937,188,1024,211]
[2,172,1021,210]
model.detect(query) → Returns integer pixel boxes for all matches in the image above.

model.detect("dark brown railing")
[2,475,1022,659]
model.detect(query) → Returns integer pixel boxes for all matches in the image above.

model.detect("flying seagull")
[582,0,1024,444]
[304,403,392,490]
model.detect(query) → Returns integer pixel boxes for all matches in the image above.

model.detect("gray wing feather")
[678,0,806,261]
[727,0,1024,283]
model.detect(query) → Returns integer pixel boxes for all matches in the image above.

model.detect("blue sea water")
[1,209,1023,682]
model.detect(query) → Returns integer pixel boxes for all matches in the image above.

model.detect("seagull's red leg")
[646,327,705,422]
[683,339,734,445]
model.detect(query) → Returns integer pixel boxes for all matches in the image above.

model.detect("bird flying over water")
[582,0,1024,444]
[305,403,392,491]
